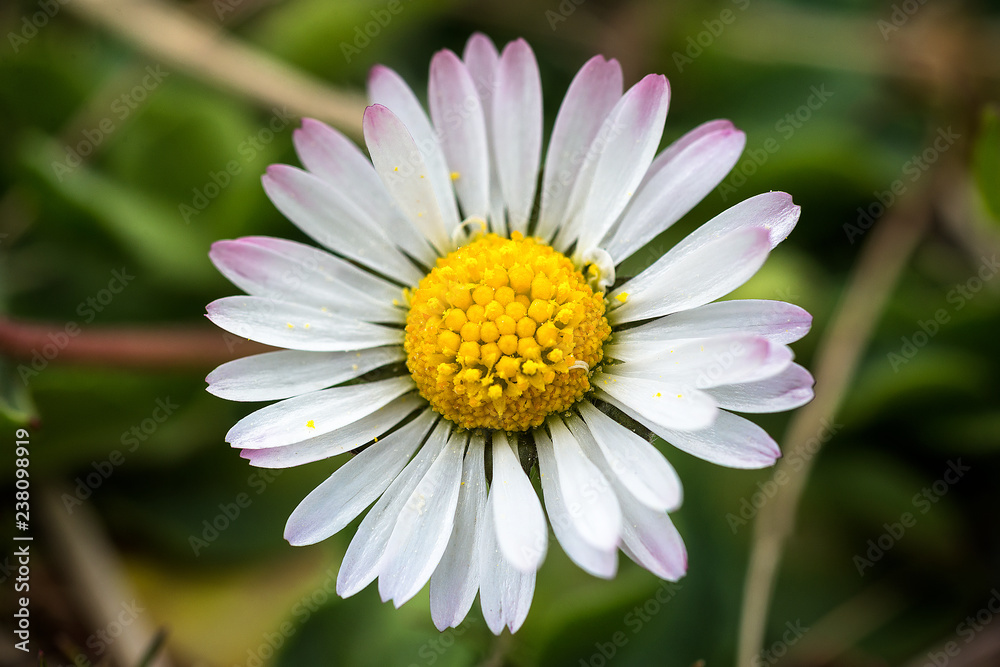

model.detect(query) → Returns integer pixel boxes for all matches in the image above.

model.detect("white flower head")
[206,33,814,634]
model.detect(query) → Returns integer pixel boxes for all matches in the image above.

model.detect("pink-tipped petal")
[493,39,542,234]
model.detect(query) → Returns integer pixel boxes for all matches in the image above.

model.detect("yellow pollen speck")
[655,392,662,397]
[373,436,378,443]
[304,324,310,329]
[306,420,315,429]
[677,394,683,398]
[404,233,610,431]
[615,292,629,304]
[393,166,399,172]
[286,323,294,328]
[450,171,460,180]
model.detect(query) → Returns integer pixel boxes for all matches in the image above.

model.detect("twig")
[66,0,367,135]
[735,190,932,665]
[0,317,271,369]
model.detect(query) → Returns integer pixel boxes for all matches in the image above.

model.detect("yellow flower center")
[404,232,611,431]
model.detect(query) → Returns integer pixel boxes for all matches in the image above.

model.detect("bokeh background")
[2,0,999,665]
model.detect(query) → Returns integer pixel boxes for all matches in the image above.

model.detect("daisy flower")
[205,33,813,634]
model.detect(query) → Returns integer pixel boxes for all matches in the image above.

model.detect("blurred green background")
[1,0,999,665]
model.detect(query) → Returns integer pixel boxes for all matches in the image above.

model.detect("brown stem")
[0,317,272,369]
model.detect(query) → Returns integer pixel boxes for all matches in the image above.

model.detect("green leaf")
[973,104,1000,222]
[0,357,37,425]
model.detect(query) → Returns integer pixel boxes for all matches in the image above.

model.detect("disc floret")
[405,232,610,431]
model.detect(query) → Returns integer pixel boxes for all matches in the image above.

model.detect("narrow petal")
[534,427,617,578]
[462,32,505,229]
[429,50,490,219]
[609,227,772,324]
[284,410,437,545]
[576,401,682,512]
[479,491,536,634]
[618,493,687,581]
[593,373,718,432]
[567,74,671,256]
[543,418,621,551]
[430,433,488,630]
[493,39,542,234]
[214,236,403,308]
[338,420,451,597]
[706,363,814,413]
[262,165,423,285]
[612,300,813,348]
[536,56,623,241]
[603,120,746,263]
[206,296,402,352]
[379,430,466,606]
[225,376,414,450]
[241,394,424,468]
[603,393,781,469]
[491,432,547,572]
[605,335,794,388]
[210,239,401,322]
[364,104,452,253]
[292,119,436,266]
[207,347,404,402]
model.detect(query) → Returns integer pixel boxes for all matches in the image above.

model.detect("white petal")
[576,401,682,512]
[533,427,617,578]
[490,432,547,572]
[536,55,623,241]
[241,394,423,468]
[283,409,437,545]
[603,120,746,263]
[262,165,423,285]
[609,226,772,324]
[206,296,402,352]
[430,433,487,630]
[706,362,814,413]
[213,235,402,307]
[292,119,437,266]
[462,33,505,230]
[379,430,466,606]
[429,50,490,220]
[618,493,687,581]
[210,239,402,322]
[568,74,670,256]
[226,376,414,450]
[207,347,404,402]
[363,104,452,253]
[337,419,449,597]
[603,393,781,469]
[543,418,621,551]
[605,334,794,388]
[493,39,542,234]
[612,299,812,348]
[479,490,535,635]
[593,373,717,432]
[367,65,460,231]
